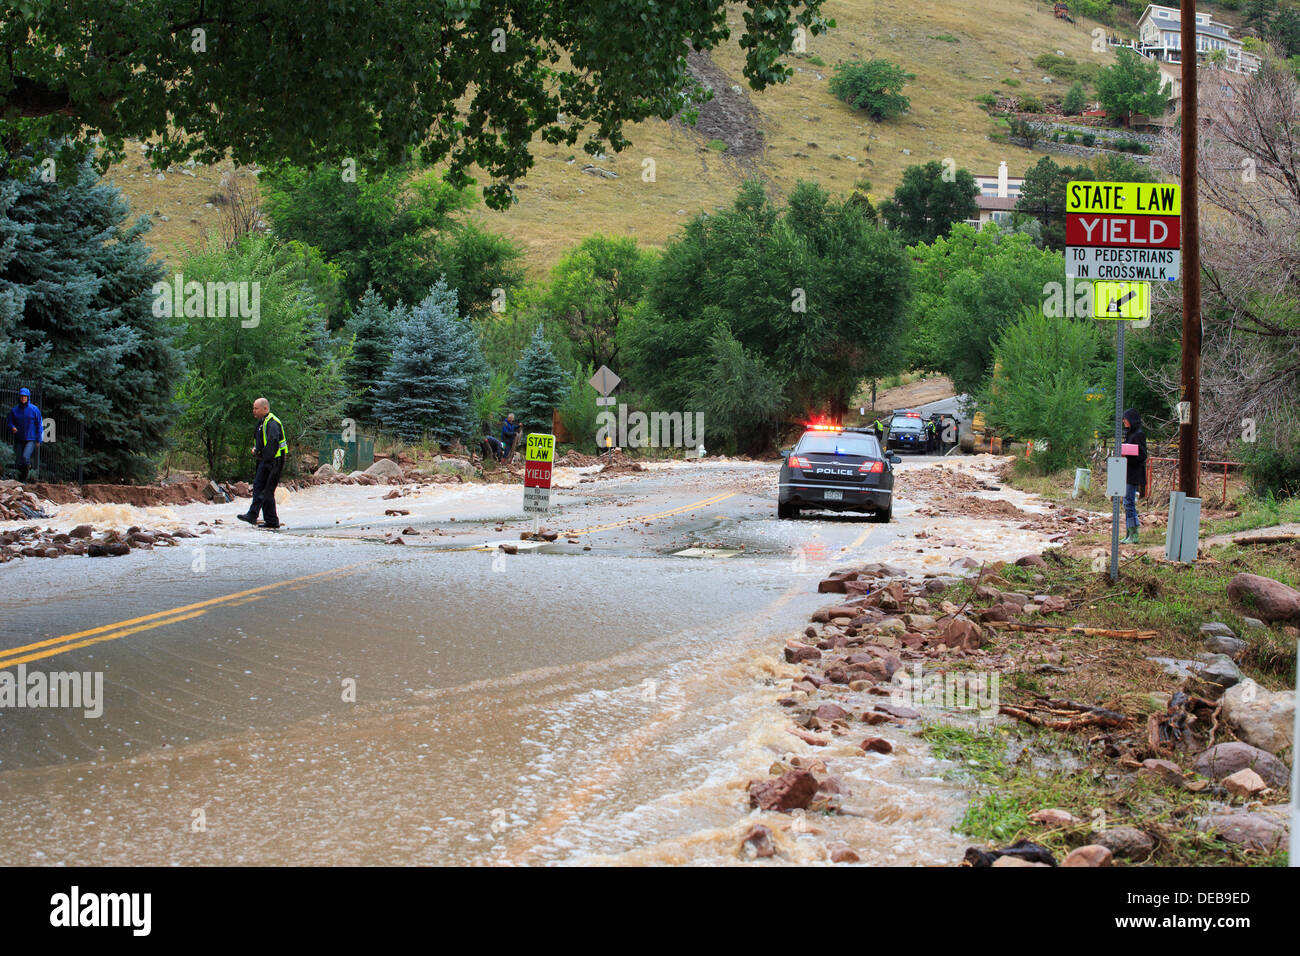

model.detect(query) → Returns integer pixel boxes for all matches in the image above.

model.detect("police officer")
[236,397,287,529]
[924,417,938,453]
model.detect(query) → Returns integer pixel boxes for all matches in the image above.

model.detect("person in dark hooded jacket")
[1121,408,1147,544]
[6,387,42,482]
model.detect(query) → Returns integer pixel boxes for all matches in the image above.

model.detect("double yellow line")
[0,491,740,669]
[0,562,366,670]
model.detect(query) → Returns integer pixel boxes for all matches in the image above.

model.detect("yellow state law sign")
[1093,280,1151,320]
[1066,180,1181,215]
[525,433,555,463]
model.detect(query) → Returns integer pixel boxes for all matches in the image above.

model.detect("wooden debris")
[985,621,1157,640]
[1232,533,1300,546]
[1000,695,1133,731]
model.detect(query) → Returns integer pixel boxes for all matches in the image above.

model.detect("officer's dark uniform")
[241,411,287,528]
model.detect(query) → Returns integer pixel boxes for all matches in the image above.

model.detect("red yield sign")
[1066,213,1180,248]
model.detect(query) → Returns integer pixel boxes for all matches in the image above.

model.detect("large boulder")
[748,770,819,812]
[1221,680,1295,756]
[1196,808,1289,852]
[1192,741,1290,789]
[431,456,477,476]
[941,616,986,651]
[1226,573,1300,623]
[364,457,404,479]
[313,463,338,478]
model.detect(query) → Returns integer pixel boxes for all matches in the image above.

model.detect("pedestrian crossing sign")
[1093,281,1150,320]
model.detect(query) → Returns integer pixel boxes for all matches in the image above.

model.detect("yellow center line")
[0,611,211,668]
[0,562,367,668]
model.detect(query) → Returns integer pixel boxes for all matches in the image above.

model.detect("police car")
[777,425,900,521]
[885,411,927,454]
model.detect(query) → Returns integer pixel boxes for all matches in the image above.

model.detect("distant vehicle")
[885,411,926,454]
[777,425,901,522]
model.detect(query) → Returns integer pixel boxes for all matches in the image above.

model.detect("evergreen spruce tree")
[0,147,185,480]
[1062,82,1087,116]
[506,325,569,437]
[374,278,486,445]
[342,288,398,419]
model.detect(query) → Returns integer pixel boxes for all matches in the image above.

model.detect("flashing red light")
[859,460,884,473]
[788,454,812,468]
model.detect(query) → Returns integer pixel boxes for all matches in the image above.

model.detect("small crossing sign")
[1093,281,1151,320]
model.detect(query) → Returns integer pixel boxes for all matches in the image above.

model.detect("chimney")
[998,161,1009,198]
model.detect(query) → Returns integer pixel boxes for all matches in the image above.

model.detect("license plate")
[824,490,842,500]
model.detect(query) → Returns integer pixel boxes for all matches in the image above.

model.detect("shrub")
[976,92,998,111]
[1064,131,1077,144]
[829,59,914,121]
[1081,132,1096,147]
[1020,95,1043,113]
[981,307,1108,473]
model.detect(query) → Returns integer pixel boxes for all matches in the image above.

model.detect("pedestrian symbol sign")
[1093,281,1150,320]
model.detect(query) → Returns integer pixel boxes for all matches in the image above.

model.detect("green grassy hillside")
[110,0,1125,274]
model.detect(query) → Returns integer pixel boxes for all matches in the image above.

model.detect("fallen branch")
[1231,533,1300,546]
[985,621,1157,640]
[1000,696,1133,731]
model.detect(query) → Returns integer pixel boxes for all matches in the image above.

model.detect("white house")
[967,161,1024,231]
[1135,4,1260,75]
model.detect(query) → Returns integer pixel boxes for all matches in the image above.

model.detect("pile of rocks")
[0,484,52,521]
[0,523,200,562]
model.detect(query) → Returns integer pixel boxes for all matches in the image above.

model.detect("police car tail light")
[858,460,884,473]
[788,455,812,469]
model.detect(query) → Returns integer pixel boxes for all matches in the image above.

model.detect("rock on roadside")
[1226,573,1300,623]
[1220,680,1295,756]
[1192,742,1290,789]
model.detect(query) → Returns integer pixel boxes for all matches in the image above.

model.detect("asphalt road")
[0,456,972,865]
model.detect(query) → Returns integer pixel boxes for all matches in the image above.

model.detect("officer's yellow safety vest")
[262,412,288,458]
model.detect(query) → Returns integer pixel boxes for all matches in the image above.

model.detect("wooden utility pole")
[1179,0,1202,497]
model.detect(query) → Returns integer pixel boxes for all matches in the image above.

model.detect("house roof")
[976,196,1019,211]
[1141,3,1235,40]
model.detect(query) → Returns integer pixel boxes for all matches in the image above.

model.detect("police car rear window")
[797,434,880,456]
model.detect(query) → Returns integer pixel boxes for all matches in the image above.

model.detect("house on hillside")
[1134,4,1260,76]
[966,161,1024,231]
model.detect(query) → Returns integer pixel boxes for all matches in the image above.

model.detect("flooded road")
[0,458,1059,865]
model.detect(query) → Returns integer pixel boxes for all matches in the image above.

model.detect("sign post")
[522,432,555,531]
[1066,181,1181,581]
